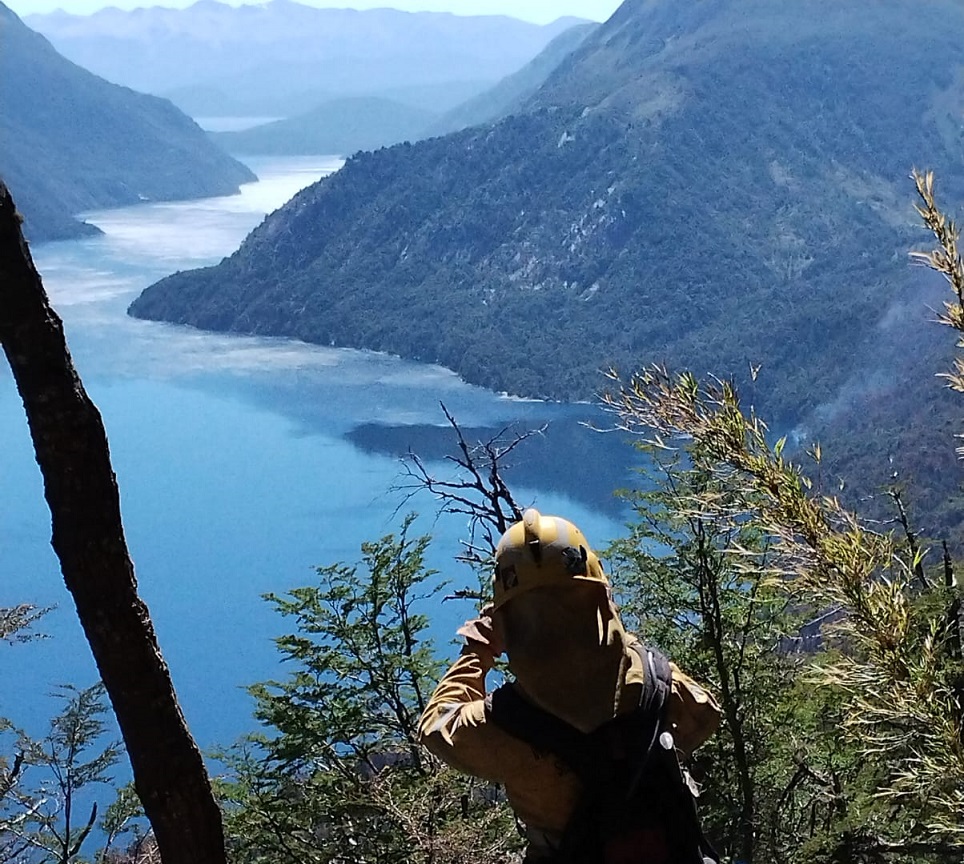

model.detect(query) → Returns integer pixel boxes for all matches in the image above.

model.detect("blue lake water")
[1,156,638,752]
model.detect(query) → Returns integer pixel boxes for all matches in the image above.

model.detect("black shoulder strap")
[485,645,720,864]
[626,643,673,794]
[629,646,720,864]
[633,642,673,722]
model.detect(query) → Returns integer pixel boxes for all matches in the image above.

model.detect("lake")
[1,156,639,750]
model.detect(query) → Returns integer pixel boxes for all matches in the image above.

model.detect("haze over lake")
[2,156,631,748]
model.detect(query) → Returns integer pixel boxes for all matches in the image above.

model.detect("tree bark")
[0,182,226,864]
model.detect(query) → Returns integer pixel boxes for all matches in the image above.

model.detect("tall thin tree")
[0,182,226,864]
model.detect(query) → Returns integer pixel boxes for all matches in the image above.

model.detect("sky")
[6,0,625,24]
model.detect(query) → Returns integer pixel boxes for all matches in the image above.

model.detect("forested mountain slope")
[130,0,964,480]
[0,3,255,242]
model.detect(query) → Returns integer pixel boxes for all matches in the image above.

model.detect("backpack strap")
[485,644,720,864]
[626,643,673,795]
[629,645,720,864]
[634,643,673,721]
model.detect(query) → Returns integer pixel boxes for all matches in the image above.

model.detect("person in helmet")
[417,508,721,863]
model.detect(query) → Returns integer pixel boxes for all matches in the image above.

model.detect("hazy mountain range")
[2,0,583,241]
[0,2,255,242]
[129,0,964,531]
[211,22,598,157]
[25,1,585,118]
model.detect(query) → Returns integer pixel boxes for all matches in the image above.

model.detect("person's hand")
[456,604,504,657]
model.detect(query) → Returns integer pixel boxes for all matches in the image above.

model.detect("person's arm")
[417,614,516,781]
[666,662,722,758]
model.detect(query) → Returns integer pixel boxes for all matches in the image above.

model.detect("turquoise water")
[1,156,634,749]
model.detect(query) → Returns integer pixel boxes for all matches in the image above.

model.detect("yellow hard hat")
[492,508,609,610]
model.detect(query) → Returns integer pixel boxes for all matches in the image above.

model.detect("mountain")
[427,22,599,138]
[25,2,586,119]
[211,97,437,158]
[212,20,595,159]
[129,0,964,527]
[172,80,490,121]
[0,2,255,242]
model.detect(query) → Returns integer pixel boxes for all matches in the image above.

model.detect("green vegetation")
[0,2,255,242]
[216,518,521,864]
[603,364,963,862]
[6,2,964,859]
[0,607,129,864]
[607,450,806,862]
[590,173,964,860]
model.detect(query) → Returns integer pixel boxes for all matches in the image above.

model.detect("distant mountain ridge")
[26,1,586,119]
[427,22,599,138]
[212,21,597,158]
[211,97,436,158]
[0,2,255,242]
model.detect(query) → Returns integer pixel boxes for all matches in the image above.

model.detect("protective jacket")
[417,631,721,859]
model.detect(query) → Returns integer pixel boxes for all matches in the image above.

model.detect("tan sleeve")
[666,662,722,758]
[417,646,522,783]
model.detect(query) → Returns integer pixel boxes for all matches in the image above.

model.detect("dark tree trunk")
[0,182,226,864]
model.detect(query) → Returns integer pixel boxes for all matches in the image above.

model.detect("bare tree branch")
[887,487,931,590]
[394,402,539,568]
